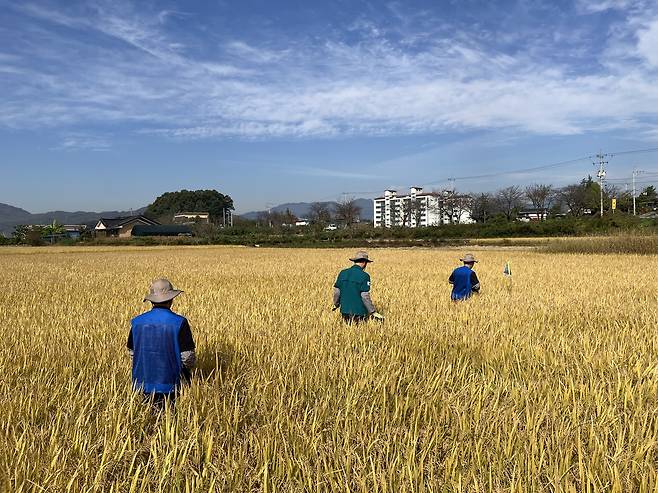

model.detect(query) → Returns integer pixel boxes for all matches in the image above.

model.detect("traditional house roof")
[95,215,159,230]
[131,225,193,237]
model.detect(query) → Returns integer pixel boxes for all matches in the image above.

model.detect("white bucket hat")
[349,251,373,263]
[143,278,183,303]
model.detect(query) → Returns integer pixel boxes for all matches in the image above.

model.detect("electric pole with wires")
[632,168,644,216]
[594,152,609,217]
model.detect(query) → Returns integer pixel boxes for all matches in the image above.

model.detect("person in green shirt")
[333,251,384,323]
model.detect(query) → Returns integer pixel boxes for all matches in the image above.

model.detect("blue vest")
[451,265,473,301]
[130,308,184,394]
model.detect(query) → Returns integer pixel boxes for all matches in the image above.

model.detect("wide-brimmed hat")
[144,278,183,303]
[350,251,373,263]
[460,253,478,263]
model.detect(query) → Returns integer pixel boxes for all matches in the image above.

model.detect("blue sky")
[1,0,658,213]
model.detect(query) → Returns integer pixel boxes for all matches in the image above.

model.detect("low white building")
[373,187,474,228]
[173,212,210,224]
[517,209,545,222]
[173,210,233,227]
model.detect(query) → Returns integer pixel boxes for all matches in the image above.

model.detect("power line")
[377,146,658,195]
[609,146,658,156]
[605,171,658,182]
[291,145,658,205]
[614,179,658,186]
[424,155,593,185]
[340,155,594,197]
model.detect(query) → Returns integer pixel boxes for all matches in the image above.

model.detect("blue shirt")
[449,266,480,301]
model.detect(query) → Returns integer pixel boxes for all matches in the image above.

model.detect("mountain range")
[0,198,374,236]
[0,203,147,236]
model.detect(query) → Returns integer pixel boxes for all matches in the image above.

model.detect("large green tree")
[146,189,234,224]
[637,185,657,214]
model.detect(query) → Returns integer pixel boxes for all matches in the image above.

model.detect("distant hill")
[0,203,32,223]
[240,198,373,222]
[1,196,376,235]
[0,203,146,235]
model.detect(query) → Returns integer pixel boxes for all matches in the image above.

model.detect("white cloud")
[640,127,658,141]
[225,41,289,64]
[3,0,658,142]
[576,0,635,13]
[637,20,658,67]
[200,63,252,76]
[54,133,112,151]
[285,166,375,180]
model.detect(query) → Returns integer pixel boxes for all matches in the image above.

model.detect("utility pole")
[594,152,608,217]
[632,168,644,216]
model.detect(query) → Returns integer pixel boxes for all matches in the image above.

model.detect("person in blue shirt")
[333,251,384,323]
[449,253,481,301]
[127,279,196,408]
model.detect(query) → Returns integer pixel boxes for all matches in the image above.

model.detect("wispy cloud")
[2,0,658,142]
[53,133,112,151]
[225,41,290,64]
[636,20,658,67]
[285,166,376,180]
[576,0,636,13]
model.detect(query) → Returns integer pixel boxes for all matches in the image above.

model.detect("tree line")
[470,178,656,223]
[252,200,363,229]
[251,178,657,230]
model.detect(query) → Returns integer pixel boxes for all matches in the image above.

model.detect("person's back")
[333,251,383,323]
[449,253,480,301]
[131,307,186,394]
[450,265,474,301]
[335,265,370,317]
[128,279,196,407]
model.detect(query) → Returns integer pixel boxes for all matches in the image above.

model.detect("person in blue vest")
[127,278,196,408]
[449,253,481,301]
[333,251,385,323]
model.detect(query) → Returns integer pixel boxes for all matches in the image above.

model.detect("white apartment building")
[373,187,474,228]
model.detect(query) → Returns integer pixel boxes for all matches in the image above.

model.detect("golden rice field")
[1,245,657,492]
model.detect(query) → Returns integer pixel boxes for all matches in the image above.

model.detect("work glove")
[371,312,385,322]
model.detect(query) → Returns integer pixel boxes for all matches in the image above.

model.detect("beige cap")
[143,278,183,303]
[460,253,478,263]
[349,251,373,263]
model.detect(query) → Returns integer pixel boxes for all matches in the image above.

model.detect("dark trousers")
[144,392,176,410]
[142,371,191,410]
[342,313,368,324]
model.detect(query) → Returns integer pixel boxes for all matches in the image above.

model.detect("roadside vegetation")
[3,214,656,247]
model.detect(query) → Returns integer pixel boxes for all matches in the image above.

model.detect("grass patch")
[543,234,658,255]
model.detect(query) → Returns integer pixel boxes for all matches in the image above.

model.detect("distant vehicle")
[324,224,338,231]
[295,220,310,227]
